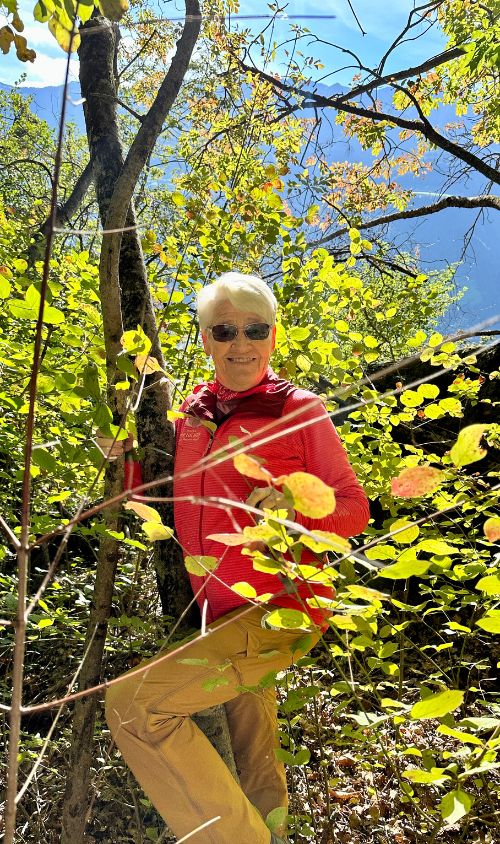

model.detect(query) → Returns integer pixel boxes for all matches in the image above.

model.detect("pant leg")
[225,686,287,821]
[105,606,317,844]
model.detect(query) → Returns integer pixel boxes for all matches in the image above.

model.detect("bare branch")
[335,46,464,103]
[311,194,500,247]
[237,59,500,185]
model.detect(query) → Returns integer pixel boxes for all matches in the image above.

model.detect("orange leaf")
[391,465,443,498]
[484,518,500,543]
[233,453,273,481]
[281,472,336,519]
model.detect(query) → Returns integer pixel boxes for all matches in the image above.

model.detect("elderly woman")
[105,272,369,844]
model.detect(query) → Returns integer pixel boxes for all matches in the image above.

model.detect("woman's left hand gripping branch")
[245,485,295,522]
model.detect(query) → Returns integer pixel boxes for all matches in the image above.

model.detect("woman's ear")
[271,324,277,352]
[201,331,210,354]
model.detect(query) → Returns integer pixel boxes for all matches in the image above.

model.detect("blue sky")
[0,0,446,87]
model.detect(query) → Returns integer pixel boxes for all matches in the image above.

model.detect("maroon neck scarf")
[185,368,296,422]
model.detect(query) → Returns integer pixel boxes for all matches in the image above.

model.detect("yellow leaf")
[135,353,163,375]
[167,410,187,422]
[231,582,257,598]
[124,501,162,523]
[184,555,219,576]
[484,517,500,543]
[142,522,174,541]
[233,453,273,482]
[345,584,388,602]
[299,531,351,554]
[48,16,79,53]
[280,472,336,519]
[98,0,129,21]
[206,533,247,546]
[450,425,488,467]
[390,518,419,544]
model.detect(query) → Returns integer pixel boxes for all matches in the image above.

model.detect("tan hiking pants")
[105,605,319,844]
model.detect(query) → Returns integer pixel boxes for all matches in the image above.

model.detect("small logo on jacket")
[181,428,202,441]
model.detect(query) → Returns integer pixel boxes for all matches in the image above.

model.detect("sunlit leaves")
[390,519,420,544]
[381,558,431,579]
[476,574,500,596]
[391,465,444,498]
[123,501,162,523]
[280,472,336,519]
[476,612,500,634]
[484,518,500,542]
[440,789,474,827]
[231,581,257,599]
[298,530,351,554]
[450,424,488,467]
[233,453,272,482]
[403,767,449,785]
[184,555,219,576]
[134,353,163,375]
[411,689,464,720]
[264,607,312,630]
[142,522,174,541]
[120,330,151,364]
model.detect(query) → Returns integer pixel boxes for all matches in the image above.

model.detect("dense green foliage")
[1,1,499,841]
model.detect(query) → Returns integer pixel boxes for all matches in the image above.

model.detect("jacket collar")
[184,368,295,422]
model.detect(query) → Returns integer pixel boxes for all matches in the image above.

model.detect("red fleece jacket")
[167,375,370,628]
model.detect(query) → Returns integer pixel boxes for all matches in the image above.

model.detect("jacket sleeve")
[285,392,370,538]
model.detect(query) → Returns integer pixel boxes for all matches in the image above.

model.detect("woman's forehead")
[211,300,264,323]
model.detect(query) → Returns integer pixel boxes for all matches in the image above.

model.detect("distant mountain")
[1,80,498,329]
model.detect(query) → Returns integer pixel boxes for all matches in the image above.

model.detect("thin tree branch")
[335,46,464,104]
[237,59,500,185]
[311,194,500,247]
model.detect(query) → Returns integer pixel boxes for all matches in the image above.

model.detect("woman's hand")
[95,431,134,460]
[245,486,295,521]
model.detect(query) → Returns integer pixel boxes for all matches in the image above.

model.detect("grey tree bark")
[61,5,236,843]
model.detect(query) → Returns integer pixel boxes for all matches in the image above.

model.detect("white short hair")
[197,272,277,330]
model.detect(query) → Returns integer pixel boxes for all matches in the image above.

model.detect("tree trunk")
[61,10,236,842]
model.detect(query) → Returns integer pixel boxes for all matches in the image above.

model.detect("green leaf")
[289,326,310,341]
[265,806,288,835]
[403,767,449,784]
[298,530,350,555]
[0,274,11,298]
[440,789,473,826]
[37,617,54,628]
[411,689,464,720]
[390,519,420,544]
[450,424,488,467]
[296,353,311,372]
[381,559,431,579]
[264,608,311,630]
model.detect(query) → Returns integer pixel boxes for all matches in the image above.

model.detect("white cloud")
[1,52,80,87]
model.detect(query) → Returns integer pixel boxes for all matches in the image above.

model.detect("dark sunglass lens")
[211,324,238,342]
[245,323,270,340]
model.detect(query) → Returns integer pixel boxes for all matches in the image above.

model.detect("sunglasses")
[207,323,271,342]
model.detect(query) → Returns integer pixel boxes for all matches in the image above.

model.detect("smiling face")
[202,300,276,392]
